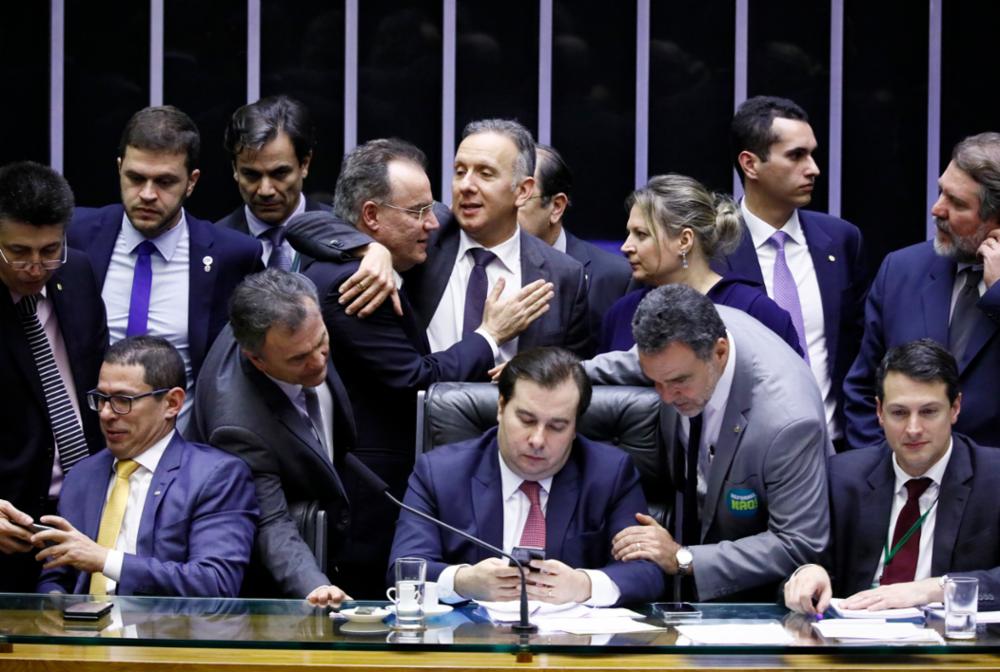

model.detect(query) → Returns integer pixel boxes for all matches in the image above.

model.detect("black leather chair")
[287,500,328,571]
[415,382,674,523]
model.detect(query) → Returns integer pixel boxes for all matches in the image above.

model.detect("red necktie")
[880,477,933,585]
[518,481,546,548]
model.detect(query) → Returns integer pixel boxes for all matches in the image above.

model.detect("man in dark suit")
[786,340,1000,614]
[389,347,664,606]
[287,138,552,597]
[518,144,632,338]
[34,336,258,597]
[844,132,1000,450]
[189,270,354,605]
[217,95,332,269]
[67,106,263,429]
[0,161,108,592]
[716,96,867,452]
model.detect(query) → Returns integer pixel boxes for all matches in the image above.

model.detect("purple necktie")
[126,240,157,337]
[260,226,291,271]
[462,248,497,336]
[768,231,809,363]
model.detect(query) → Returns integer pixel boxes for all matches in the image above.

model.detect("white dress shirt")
[100,429,173,592]
[552,227,568,253]
[8,286,83,499]
[871,440,953,587]
[426,228,522,363]
[680,330,736,512]
[740,202,836,438]
[436,451,621,606]
[102,213,193,427]
[245,193,306,267]
[266,373,335,463]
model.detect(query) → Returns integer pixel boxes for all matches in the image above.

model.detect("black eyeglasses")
[86,388,171,415]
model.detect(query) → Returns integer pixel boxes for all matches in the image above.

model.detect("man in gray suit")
[189,270,354,606]
[593,285,830,601]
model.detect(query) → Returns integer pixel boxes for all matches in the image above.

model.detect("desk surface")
[1,594,999,670]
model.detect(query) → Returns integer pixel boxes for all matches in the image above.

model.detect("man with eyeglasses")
[0,161,108,593]
[285,138,552,597]
[34,336,258,597]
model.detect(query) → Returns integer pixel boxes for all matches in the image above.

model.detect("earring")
[681,250,689,269]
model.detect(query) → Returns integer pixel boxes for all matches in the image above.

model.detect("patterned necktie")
[15,294,89,473]
[126,240,158,337]
[260,226,292,271]
[462,248,497,336]
[682,414,703,546]
[89,459,141,595]
[949,267,984,365]
[768,231,809,363]
[517,480,546,548]
[880,477,933,585]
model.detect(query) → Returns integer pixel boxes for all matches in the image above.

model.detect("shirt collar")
[552,227,568,253]
[245,194,307,238]
[704,329,737,419]
[9,284,48,305]
[457,226,521,274]
[740,199,805,249]
[265,372,303,406]
[117,428,174,475]
[498,450,554,501]
[120,209,188,261]
[393,269,404,290]
[891,437,953,492]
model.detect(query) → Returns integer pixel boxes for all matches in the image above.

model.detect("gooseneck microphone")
[344,452,537,634]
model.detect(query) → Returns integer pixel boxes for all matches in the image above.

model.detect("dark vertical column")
[1,4,50,165]
[941,4,1000,158]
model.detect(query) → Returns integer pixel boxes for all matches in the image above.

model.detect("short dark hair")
[462,118,536,185]
[0,161,75,228]
[876,338,960,404]
[104,335,186,392]
[632,284,727,360]
[334,138,427,226]
[498,347,592,418]
[118,106,201,173]
[229,269,320,355]
[223,95,315,164]
[535,144,573,208]
[731,95,809,176]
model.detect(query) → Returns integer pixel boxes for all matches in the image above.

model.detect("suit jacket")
[406,205,593,357]
[389,428,666,606]
[844,241,1000,449]
[0,250,108,592]
[563,231,632,342]
[585,306,831,601]
[715,209,868,429]
[36,432,258,597]
[214,196,332,236]
[67,204,263,382]
[187,325,354,597]
[828,434,1000,603]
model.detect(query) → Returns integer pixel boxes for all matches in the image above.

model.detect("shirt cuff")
[103,550,124,583]
[436,564,470,603]
[581,569,621,607]
[473,328,500,360]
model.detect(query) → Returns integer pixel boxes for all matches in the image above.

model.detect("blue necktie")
[462,248,497,336]
[126,240,157,337]
[260,226,291,271]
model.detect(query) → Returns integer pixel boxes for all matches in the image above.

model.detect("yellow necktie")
[89,459,141,596]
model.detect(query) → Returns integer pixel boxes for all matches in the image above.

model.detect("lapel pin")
[734,425,742,433]
[56,282,63,291]
[828,255,836,262]
[203,255,213,273]
[153,490,161,496]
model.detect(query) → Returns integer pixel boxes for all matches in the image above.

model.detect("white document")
[538,617,664,635]
[829,597,924,620]
[674,623,794,645]
[813,619,943,643]
[477,599,583,622]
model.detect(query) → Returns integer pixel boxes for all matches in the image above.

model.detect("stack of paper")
[828,598,924,620]
[813,619,943,643]
[675,623,794,645]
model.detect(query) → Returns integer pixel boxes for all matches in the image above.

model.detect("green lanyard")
[880,496,939,572]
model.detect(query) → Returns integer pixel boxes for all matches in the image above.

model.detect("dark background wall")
[2,0,997,275]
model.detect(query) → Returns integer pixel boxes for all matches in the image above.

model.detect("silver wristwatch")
[676,546,694,575]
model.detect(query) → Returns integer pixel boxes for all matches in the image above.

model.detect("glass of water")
[387,557,426,631]
[943,576,978,639]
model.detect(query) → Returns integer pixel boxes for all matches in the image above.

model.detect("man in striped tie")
[0,161,108,592]
[388,347,665,607]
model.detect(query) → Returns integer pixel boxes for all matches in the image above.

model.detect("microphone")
[344,452,537,634]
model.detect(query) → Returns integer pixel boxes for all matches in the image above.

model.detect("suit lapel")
[718,230,765,284]
[136,433,184,557]
[186,216,216,375]
[800,213,840,366]
[959,298,1000,372]
[922,256,954,345]
[412,207,460,329]
[853,454,895,592]
[82,452,117,541]
[0,290,45,408]
[931,437,973,576]
[471,437,504,561]
[517,237,550,351]
[88,207,126,289]
[545,449,580,559]
[564,233,593,290]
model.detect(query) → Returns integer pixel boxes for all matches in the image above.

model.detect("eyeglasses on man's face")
[86,388,171,415]
[0,238,68,271]
[378,201,436,221]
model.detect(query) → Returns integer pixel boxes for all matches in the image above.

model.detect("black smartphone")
[508,546,545,572]
[63,601,113,621]
[652,601,702,620]
[28,523,56,534]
